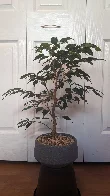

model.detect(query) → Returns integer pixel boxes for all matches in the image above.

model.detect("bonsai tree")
[2,37,103,139]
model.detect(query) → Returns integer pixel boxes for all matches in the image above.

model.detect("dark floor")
[0,161,110,196]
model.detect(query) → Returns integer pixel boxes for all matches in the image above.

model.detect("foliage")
[2,37,104,137]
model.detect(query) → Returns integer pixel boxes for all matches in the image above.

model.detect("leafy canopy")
[2,37,104,130]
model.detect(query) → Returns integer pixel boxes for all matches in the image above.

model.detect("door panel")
[1,0,108,162]
[27,0,86,162]
[84,0,110,161]
[0,0,27,161]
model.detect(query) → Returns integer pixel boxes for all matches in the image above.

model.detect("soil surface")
[37,134,75,146]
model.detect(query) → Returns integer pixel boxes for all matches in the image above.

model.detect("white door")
[83,0,110,161]
[0,0,27,161]
[27,0,86,162]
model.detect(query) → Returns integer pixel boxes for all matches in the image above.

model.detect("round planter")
[34,132,78,167]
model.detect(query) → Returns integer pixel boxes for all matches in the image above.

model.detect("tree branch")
[38,121,53,131]
[44,84,53,117]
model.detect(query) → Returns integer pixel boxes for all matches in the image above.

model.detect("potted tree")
[2,37,103,196]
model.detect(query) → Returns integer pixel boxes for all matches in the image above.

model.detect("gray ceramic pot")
[34,133,78,167]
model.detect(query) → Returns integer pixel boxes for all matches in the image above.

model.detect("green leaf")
[17,118,29,128]
[72,87,84,98]
[22,91,36,99]
[24,99,43,108]
[43,64,50,71]
[65,88,72,93]
[26,121,33,129]
[73,96,80,104]
[22,105,33,111]
[2,88,26,100]
[33,54,49,62]
[71,68,91,82]
[58,80,64,89]
[81,47,93,55]
[20,73,37,80]
[94,46,101,51]
[40,43,51,51]
[51,37,58,45]
[36,107,43,113]
[60,37,73,43]
[41,81,46,87]
[42,109,49,117]
[66,93,72,100]
[85,85,103,97]
[17,117,41,129]
[58,97,68,110]
[65,44,77,50]
[37,65,50,76]
[33,80,38,86]
[81,43,101,52]
[35,117,40,119]
[66,70,74,78]
[20,73,38,86]
[62,116,71,120]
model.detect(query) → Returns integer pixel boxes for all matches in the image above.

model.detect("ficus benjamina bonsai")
[2,37,104,138]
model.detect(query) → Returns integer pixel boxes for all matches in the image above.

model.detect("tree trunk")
[52,111,56,138]
[52,68,58,138]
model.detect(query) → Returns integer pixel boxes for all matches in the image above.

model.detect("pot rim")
[35,132,77,147]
